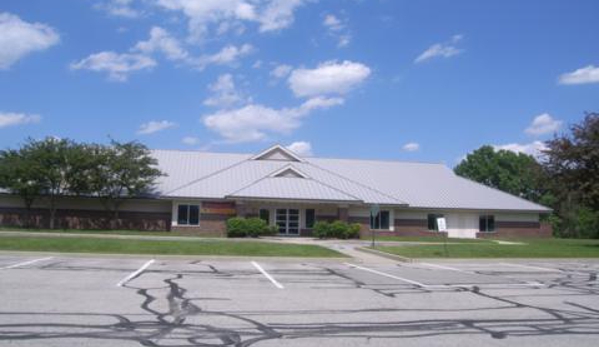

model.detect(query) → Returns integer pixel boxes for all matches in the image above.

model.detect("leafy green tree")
[90,140,163,228]
[0,148,45,226]
[543,113,599,238]
[455,145,547,203]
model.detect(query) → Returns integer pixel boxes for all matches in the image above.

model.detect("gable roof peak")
[250,144,305,162]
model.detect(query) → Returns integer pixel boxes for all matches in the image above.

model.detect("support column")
[337,207,348,222]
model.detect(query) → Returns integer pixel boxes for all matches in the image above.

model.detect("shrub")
[347,223,361,239]
[313,220,361,239]
[313,221,331,239]
[246,217,268,238]
[226,217,247,238]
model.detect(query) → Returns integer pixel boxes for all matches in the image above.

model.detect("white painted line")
[251,261,284,289]
[420,262,474,274]
[116,259,154,287]
[0,257,54,270]
[345,263,427,287]
[345,263,544,289]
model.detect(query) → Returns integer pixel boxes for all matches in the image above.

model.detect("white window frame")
[370,210,393,231]
[172,202,201,227]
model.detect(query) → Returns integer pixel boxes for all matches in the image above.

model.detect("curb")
[355,247,413,263]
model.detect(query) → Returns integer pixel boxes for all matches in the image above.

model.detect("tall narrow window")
[370,210,390,230]
[259,209,270,224]
[305,209,316,229]
[428,214,444,231]
[479,215,495,232]
[177,204,200,226]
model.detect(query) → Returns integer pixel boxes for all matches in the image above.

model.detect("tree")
[0,148,45,227]
[90,140,163,228]
[543,113,599,238]
[454,145,547,203]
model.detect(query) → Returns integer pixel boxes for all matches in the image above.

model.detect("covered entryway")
[275,208,300,235]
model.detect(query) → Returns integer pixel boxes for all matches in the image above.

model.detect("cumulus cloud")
[133,26,189,61]
[288,60,371,97]
[402,142,420,152]
[415,34,464,64]
[558,65,599,85]
[270,64,293,79]
[525,113,562,136]
[182,136,199,145]
[202,96,343,143]
[0,112,41,128]
[137,120,176,135]
[494,141,547,158]
[0,12,60,69]
[70,51,156,81]
[203,74,249,108]
[155,0,306,42]
[287,141,312,156]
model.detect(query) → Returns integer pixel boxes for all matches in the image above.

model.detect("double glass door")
[276,209,299,235]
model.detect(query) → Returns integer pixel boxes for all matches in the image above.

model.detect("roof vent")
[270,165,309,179]
[251,144,304,162]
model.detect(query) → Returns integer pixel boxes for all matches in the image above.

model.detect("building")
[0,145,552,238]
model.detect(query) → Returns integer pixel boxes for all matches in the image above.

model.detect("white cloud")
[0,12,60,69]
[70,51,156,81]
[288,60,371,97]
[133,26,188,61]
[323,14,343,31]
[494,141,547,158]
[322,14,351,48]
[558,65,599,85]
[137,120,176,135]
[95,0,141,18]
[203,73,249,108]
[270,64,292,78]
[202,96,343,143]
[182,136,199,145]
[415,34,464,64]
[287,141,312,156]
[0,112,41,128]
[194,43,254,70]
[155,0,306,42]
[402,142,420,152]
[525,113,562,136]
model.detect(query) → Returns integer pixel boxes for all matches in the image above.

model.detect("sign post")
[436,217,449,257]
[370,204,380,248]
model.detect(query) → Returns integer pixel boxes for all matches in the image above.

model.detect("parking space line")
[251,261,284,289]
[0,257,54,270]
[499,263,565,273]
[116,259,154,287]
[419,262,474,274]
[344,263,427,287]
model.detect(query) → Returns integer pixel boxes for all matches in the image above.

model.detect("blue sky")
[1,0,598,165]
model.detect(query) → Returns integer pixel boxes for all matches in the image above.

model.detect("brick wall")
[171,213,228,237]
[0,207,170,231]
[477,221,553,239]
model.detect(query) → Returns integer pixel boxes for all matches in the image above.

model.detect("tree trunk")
[49,196,56,230]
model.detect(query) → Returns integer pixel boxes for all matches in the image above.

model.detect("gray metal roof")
[151,146,550,212]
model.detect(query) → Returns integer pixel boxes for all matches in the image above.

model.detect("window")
[305,209,315,229]
[479,215,495,232]
[259,209,270,224]
[177,204,200,226]
[370,210,390,230]
[428,214,444,231]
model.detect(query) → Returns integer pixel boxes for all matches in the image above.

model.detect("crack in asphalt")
[0,260,598,345]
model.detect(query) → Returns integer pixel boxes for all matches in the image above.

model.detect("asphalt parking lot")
[0,254,598,346]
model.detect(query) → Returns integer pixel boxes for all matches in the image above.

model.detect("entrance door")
[276,209,300,235]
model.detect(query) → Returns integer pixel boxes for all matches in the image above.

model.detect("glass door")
[275,208,300,235]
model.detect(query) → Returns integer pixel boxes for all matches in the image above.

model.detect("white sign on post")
[436,217,447,232]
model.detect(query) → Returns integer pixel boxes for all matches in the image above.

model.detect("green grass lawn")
[0,236,345,257]
[374,238,599,258]
[374,235,493,243]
